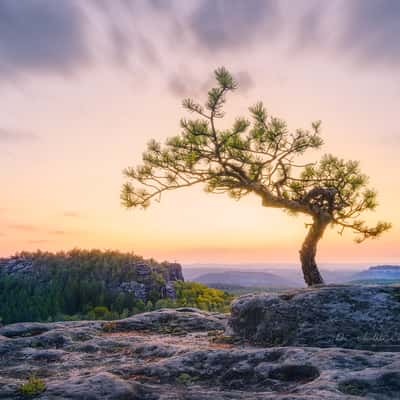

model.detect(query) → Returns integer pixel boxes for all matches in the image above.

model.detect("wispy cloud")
[0,0,90,80]
[91,0,161,70]
[62,211,81,218]
[340,0,400,65]
[189,0,278,51]
[48,230,66,236]
[26,239,50,245]
[0,128,39,143]
[1,0,400,85]
[167,68,254,98]
[7,223,69,236]
[185,0,400,68]
[8,224,38,232]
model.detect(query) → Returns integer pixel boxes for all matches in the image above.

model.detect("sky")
[0,0,399,266]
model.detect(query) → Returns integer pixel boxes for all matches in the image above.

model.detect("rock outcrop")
[1,307,400,399]
[229,285,400,350]
[0,255,184,302]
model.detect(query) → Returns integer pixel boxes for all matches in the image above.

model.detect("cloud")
[148,0,175,11]
[0,128,39,143]
[235,71,254,93]
[167,68,254,98]
[0,0,90,79]
[340,0,400,65]
[168,75,189,98]
[26,239,50,245]
[1,0,399,86]
[189,0,278,51]
[48,230,66,236]
[8,224,38,232]
[293,1,331,51]
[92,0,161,70]
[7,223,69,236]
[185,0,400,67]
[289,0,400,67]
[63,211,81,218]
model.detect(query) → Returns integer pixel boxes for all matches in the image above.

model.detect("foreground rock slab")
[229,285,400,351]
[1,307,400,399]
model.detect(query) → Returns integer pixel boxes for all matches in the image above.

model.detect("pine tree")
[122,68,391,286]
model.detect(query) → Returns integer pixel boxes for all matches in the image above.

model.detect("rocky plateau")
[1,286,400,399]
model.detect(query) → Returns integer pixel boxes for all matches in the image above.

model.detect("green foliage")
[153,282,232,313]
[0,249,170,324]
[176,373,196,385]
[0,251,234,324]
[208,284,292,296]
[174,281,233,312]
[122,67,390,244]
[19,376,46,397]
[290,154,391,241]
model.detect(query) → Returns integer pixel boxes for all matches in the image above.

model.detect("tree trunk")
[299,217,329,286]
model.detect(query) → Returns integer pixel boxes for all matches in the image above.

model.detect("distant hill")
[350,265,400,283]
[193,270,298,288]
[184,264,365,287]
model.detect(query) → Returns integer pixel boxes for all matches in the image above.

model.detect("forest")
[0,249,232,324]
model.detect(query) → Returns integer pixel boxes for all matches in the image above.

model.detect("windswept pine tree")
[122,68,391,286]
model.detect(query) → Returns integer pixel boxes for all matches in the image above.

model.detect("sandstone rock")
[0,322,52,338]
[1,307,400,399]
[229,285,400,350]
[106,308,227,333]
[43,372,141,399]
[118,280,146,300]
[127,345,400,399]
[155,262,184,282]
[21,348,66,362]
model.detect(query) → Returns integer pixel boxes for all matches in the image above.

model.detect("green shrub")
[92,306,110,319]
[174,281,233,313]
[176,373,195,385]
[19,376,46,397]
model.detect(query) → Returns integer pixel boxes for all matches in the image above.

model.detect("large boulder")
[229,285,400,350]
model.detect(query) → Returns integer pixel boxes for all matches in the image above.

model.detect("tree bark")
[299,217,329,286]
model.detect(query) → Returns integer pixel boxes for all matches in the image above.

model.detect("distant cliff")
[0,249,184,324]
[350,265,400,282]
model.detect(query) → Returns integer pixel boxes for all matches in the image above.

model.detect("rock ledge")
[229,285,400,350]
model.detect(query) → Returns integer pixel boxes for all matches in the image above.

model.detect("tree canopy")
[122,68,391,285]
[0,249,231,324]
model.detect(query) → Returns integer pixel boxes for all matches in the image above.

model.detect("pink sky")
[0,1,399,264]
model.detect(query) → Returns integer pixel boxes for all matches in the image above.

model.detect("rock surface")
[1,305,400,399]
[229,285,400,350]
